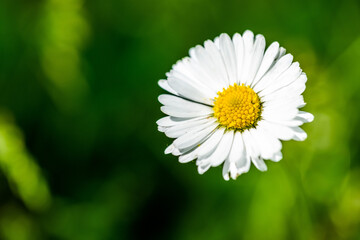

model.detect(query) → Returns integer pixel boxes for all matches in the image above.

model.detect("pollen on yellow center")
[213,83,262,130]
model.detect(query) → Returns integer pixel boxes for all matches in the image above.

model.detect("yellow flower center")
[213,83,262,130]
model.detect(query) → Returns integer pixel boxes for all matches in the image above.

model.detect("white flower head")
[157,30,314,180]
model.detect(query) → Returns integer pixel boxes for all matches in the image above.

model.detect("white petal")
[222,160,231,181]
[262,105,299,121]
[263,95,305,110]
[219,33,237,85]
[261,120,307,141]
[222,154,248,180]
[197,130,234,170]
[278,47,286,58]
[157,116,206,127]
[258,62,302,98]
[158,79,178,95]
[269,118,305,127]
[261,123,307,142]
[260,120,295,141]
[178,148,198,163]
[165,144,175,154]
[273,151,283,162]
[197,162,211,175]
[166,144,196,157]
[203,40,229,87]
[239,30,254,84]
[261,73,307,102]
[189,45,226,90]
[197,127,226,158]
[165,118,216,138]
[161,106,213,118]
[243,30,255,47]
[251,125,282,161]
[262,97,304,122]
[243,130,267,171]
[228,132,245,166]
[159,94,207,108]
[296,111,314,123]
[158,126,166,132]
[157,116,175,127]
[214,36,220,48]
[209,130,234,167]
[172,147,182,156]
[252,41,280,86]
[229,162,238,179]
[173,122,218,150]
[197,131,233,166]
[228,131,249,178]
[248,129,269,170]
[244,34,266,86]
[167,73,215,105]
[233,33,244,84]
[249,128,271,160]
[251,155,267,172]
[291,126,307,141]
[167,76,213,105]
[171,58,218,95]
[159,94,213,111]
[253,53,293,93]
[157,116,210,135]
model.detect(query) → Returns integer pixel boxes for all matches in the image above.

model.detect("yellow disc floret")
[213,83,262,130]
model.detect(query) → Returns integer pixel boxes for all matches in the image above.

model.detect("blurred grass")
[0,0,360,239]
[0,113,51,211]
[39,0,90,111]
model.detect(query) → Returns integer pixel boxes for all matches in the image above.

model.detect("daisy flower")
[157,30,314,180]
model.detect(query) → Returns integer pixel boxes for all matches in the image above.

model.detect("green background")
[1,0,360,239]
